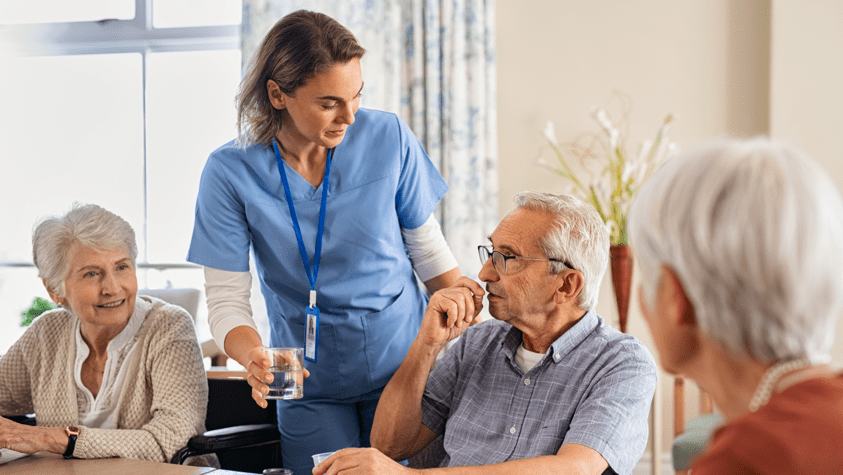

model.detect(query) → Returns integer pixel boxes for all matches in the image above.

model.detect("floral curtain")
[241,0,498,277]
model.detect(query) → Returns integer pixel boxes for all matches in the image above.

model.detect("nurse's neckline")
[274,137,330,188]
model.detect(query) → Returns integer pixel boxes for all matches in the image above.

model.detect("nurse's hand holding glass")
[187,10,462,474]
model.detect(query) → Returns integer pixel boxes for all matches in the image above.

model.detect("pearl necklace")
[748,357,829,412]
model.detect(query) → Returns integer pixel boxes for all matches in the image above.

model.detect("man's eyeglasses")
[477,245,575,275]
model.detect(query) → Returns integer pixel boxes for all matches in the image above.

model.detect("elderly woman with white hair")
[628,138,843,473]
[0,204,209,464]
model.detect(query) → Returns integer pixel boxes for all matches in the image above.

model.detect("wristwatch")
[63,426,80,459]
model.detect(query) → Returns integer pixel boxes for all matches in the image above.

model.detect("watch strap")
[63,426,80,459]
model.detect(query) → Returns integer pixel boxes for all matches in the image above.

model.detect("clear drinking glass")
[312,451,336,466]
[262,347,304,400]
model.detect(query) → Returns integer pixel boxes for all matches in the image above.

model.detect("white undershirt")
[400,214,458,282]
[204,214,458,352]
[514,342,545,373]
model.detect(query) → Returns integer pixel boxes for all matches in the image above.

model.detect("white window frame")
[0,0,240,269]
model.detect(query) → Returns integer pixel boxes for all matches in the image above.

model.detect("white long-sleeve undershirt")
[204,214,458,353]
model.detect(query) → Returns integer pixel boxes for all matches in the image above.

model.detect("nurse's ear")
[267,79,287,110]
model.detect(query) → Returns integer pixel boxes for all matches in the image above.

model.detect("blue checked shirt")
[420,310,657,475]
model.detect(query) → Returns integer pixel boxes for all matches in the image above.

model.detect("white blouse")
[73,298,149,429]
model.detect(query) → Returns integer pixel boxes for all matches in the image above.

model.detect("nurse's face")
[269,58,363,150]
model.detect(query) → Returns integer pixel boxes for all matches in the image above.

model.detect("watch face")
[66,426,80,436]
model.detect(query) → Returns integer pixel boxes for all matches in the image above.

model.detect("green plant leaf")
[21,297,57,327]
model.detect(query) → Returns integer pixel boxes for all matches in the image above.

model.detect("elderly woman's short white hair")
[514,191,609,311]
[628,138,843,364]
[32,203,138,299]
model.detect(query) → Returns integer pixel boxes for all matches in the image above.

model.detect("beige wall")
[496,0,842,458]
[769,1,843,364]
[497,0,770,220]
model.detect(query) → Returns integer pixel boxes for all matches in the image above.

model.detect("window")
[0,0,242,353]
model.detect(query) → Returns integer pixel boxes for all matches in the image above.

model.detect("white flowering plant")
[538,95,676,244]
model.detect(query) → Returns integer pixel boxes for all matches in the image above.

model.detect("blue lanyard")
[272,139,332,308]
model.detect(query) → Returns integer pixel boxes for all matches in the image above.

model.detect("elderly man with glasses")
[313,191,657,475]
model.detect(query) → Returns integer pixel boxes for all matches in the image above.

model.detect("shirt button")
[509,427,516,434]
[524,378,531,385]
[554,353,560,360]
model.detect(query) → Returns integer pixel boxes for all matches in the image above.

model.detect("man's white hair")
[514,191,609,311]
[628,137,843,364]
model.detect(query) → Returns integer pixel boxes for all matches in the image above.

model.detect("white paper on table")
[0,448,31,464]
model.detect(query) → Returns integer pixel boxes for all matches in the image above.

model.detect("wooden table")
[0,452,253,474]
[206,368,248,380]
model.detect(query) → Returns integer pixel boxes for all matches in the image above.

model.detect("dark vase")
[609,244,633,333]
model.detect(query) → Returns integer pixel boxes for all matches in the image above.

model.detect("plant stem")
[551,144,590,196]
[589,187,608,223]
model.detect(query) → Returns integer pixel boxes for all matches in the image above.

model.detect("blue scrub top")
[188,108,448,400]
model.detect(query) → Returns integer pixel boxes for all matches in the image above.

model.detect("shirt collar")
[501,309,601,364]
[73,297,151,353]
[107,297,151,351]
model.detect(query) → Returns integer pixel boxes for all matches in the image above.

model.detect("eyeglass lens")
[491,251,506,274]
[478,246,507,274]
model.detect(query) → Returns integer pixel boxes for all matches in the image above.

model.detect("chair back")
[206,377,277,430]
[204,376,281,472]
[139,288,201,320]
[173,375,281,470]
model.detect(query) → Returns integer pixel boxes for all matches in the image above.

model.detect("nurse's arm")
[402,214,463,295]
[423,267,461,293]
[224,326,272,408]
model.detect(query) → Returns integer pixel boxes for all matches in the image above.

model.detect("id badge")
[305,306,319,362]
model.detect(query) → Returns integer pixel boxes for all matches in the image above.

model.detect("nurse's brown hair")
[236,10,366,146]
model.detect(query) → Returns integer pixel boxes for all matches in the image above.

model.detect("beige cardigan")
[0,296,208,462]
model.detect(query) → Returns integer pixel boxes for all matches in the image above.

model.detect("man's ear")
[661,265,696,326]
[555,270,584,306]
[266,79,286,110]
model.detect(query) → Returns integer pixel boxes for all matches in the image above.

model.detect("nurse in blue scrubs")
[187,10,468,474]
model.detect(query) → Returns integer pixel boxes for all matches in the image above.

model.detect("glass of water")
[262,347,304,400]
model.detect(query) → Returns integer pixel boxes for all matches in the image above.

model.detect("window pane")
[0,54,145,262]
[145,49,241,263]
[153,0,241,28]
[0,267,45,355]
[0,0,134,25]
